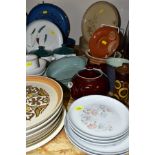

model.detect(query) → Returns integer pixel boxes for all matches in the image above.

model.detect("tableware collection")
[26,76,66,152]
[26,1,129,154]
[65,95,129,155]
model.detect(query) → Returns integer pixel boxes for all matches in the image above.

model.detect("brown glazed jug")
[69,68,109,99]
[113,63,129,107]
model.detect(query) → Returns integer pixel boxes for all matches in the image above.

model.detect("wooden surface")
[27,84,129,155]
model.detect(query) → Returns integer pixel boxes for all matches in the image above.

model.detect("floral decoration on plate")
[26,85,50,120]
[80,104,113,132]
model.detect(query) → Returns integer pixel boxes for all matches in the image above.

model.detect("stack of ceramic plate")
[65,95,129,155]
[26,76,66,152]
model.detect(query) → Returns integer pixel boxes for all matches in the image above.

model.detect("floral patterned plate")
[65,116,129,155]
[68,95,128,139]
[26,76,63,130]
[82,1,120,43]
[26,107,66,152]
[67,114,128,143]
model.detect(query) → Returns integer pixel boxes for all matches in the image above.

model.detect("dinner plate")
[27,3,70,39]
[26,20,63,53]
[65,118,128,155]
[26,58,47,75]
[82,1,120,42]
[26,76,63,130]
[26,104,63,135]
[68,95,129,139]
[26,105,63,136]
[27,107,64,143]
[89,26,120,58]
[67,115,128,144]
[26,107,66,152]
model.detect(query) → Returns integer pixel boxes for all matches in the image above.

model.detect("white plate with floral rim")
[67,115,128,144]
[82,1,120,43]
[26,20,63,53]
[27,105,63,137]
[68,95,129,139]
[26,104,63,135]
[26,76,63,130]
[64,117,128,155]
[26,107,66,152]
[27,106,64,144]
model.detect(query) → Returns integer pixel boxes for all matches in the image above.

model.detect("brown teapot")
[68,68,109,99]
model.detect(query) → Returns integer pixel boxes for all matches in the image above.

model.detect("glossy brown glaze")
[70,68,109,99]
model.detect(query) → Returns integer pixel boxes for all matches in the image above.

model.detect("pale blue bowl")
[46,56,87,86]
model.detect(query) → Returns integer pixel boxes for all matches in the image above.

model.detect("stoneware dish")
[26,58,47,76]
[85,49,107,65]
[26,54,39,71]
[26,76,63,130]
[27,3,70,40]
[26,20,63,53]
[68,95,129,138]
[65,117,129,155]
[82,1,120,42]
[69,68,109,99]
[89,26,120,58]
[46,56,87,86]
[27,107,66,152]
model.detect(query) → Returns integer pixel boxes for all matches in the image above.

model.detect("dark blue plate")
[27,3,70,40]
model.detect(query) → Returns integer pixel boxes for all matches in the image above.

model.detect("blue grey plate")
[27,3,70,40]
[46,56,87,86]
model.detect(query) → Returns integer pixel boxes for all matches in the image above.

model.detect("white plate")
[27,105,63,137]
[26,58,47,75]
[68,95,129,138]
[26,108,66,152]
[67,115,128,144]
[26,20,63,53]
[26,104,63,135]
[82,1,120,42]
[26,76,63,130]
[27,107,64,143]
[65,118,128,155]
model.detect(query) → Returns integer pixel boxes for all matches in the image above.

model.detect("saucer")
[26,59,47,75]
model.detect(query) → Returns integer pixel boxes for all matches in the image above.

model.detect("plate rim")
[26,107,66,152]
[26,76,63,130]
[68,95,129,138]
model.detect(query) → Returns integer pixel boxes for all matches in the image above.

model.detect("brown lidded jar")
[113,63,129,107]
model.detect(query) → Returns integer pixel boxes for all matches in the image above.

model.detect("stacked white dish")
[65,95,129,155]
[26,54,47,76]
[26,76,66,152]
